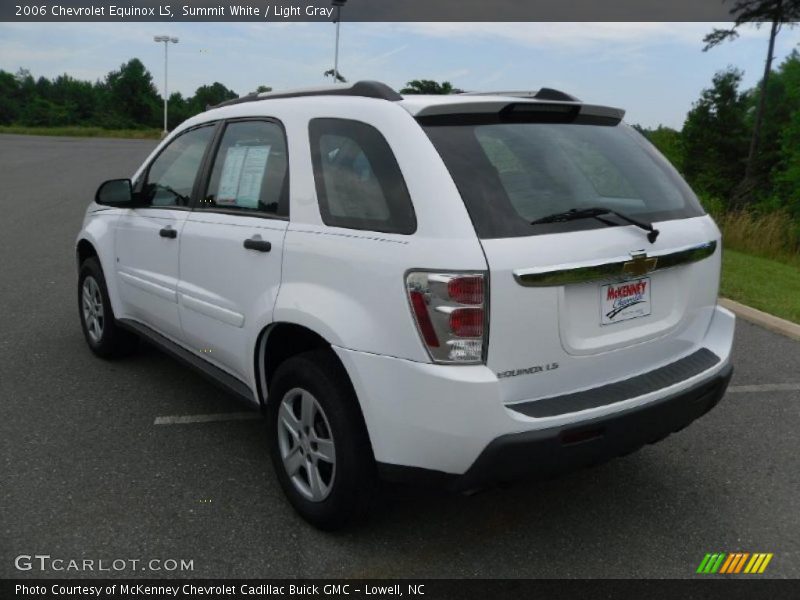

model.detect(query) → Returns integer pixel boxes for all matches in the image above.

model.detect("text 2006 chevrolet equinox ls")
[76,81,734,528]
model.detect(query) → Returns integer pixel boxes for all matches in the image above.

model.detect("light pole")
[153,35,178,136]
[332,0,346,82]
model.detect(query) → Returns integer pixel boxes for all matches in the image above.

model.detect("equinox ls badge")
[622,251,658,278]
[497,362,559,379]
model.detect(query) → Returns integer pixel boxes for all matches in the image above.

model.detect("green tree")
[400,80,455,94]
[15,69,36,104]
[14,70,69,126]
[190,82,238,112]
[682,68,750,204]
[642,126,685,173]
[34,76,53,101]
[703,0,800,201]
[166,92,192,129]
[771,51,800,215]
[0,60,250,130]
[775,110,800,216]
[0,70,20,124]
[20,97,70,127]
[103,58,160,127]
[51,74,97,123]
[747,51,800,197]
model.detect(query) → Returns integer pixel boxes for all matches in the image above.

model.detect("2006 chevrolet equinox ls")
[76,81,734,528]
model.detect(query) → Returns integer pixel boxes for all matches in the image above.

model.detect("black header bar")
[3,0,737,23]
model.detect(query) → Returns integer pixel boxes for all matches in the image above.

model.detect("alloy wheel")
[81,276,105,343]
[277,388,337,502]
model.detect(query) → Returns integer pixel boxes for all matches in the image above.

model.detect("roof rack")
[459,88,580,102]
[212,80,402,109]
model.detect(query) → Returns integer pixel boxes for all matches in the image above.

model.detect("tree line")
[636,50,800,220]
[0,59,464,131]
[1,26,798,224]
[0,58,240,130]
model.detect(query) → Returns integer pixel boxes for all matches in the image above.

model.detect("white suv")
[76,81,735,529]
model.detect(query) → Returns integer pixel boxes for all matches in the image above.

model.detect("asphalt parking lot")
[1,133,799,579]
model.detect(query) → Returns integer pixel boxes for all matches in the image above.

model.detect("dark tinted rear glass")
[423,121,704,239]
[309,118,416,235]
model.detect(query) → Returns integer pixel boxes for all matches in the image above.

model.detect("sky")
[1,21,799,129]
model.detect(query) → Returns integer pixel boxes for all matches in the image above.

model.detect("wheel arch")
[75,233,119,310]
[255,322,350,410]
[76,237,98,268]
[76,210,124,316]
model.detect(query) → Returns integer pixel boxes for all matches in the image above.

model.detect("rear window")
[423,121,704,239]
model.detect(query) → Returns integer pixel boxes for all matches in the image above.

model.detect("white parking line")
[154,412,262,425]
[727,383,800,394]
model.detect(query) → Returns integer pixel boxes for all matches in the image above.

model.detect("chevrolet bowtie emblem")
[622,251,658,278]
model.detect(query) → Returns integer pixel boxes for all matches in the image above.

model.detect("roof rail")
[459,88,580,102]
[212,80,402,109]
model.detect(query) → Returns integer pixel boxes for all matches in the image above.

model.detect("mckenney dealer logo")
[606,279,648,302]
[604,279,649,320]
[696,552,774,574]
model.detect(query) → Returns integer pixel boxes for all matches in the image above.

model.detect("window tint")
[309,118,416,234]
[424,122,704,239]
[141,125,214,207]
[201,120,289,216]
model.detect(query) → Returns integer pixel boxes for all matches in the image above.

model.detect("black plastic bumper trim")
[509,348,721,418]
[378,363,732,491]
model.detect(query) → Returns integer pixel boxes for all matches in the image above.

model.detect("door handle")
[243,238,272,253]
[159,227,177,239]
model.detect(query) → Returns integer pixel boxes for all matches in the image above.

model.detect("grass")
[721,249,800,324]
[713,209,800,266]
[0,125,161,140]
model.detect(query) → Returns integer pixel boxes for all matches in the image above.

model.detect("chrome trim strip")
[513,240,717,287]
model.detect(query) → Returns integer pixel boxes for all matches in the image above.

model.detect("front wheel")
[78,257,138,358]
[267,349,376,530]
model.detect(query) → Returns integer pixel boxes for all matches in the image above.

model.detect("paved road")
[1,134,799,579]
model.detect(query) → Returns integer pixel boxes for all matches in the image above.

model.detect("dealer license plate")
[600,277,651,325]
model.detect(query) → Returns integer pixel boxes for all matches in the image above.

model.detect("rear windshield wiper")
[531,207,660,243]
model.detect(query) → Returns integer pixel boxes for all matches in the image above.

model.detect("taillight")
[408,290,440,347]
[406,271,488,364]
[447,276,484,305]
[449,308,484,338]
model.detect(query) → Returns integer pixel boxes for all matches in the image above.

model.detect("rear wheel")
[78,257,138,358]
[267,349,376,530]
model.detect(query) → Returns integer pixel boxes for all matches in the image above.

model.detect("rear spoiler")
[414,100,625,127]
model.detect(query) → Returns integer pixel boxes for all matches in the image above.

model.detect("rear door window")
[201,120,289,217]
[309,118,416,234]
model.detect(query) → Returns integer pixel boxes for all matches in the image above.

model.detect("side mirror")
[95,178,134,206]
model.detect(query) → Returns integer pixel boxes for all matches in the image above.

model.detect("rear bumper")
[379,362,732,491]
[334,304,735,479]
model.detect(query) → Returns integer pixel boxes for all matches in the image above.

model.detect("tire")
[267,349,376,530]
[78,257,138,358]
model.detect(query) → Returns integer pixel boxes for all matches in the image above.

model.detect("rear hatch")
[420,100,721,406]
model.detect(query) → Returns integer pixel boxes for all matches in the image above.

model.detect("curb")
[719,298,800,342]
